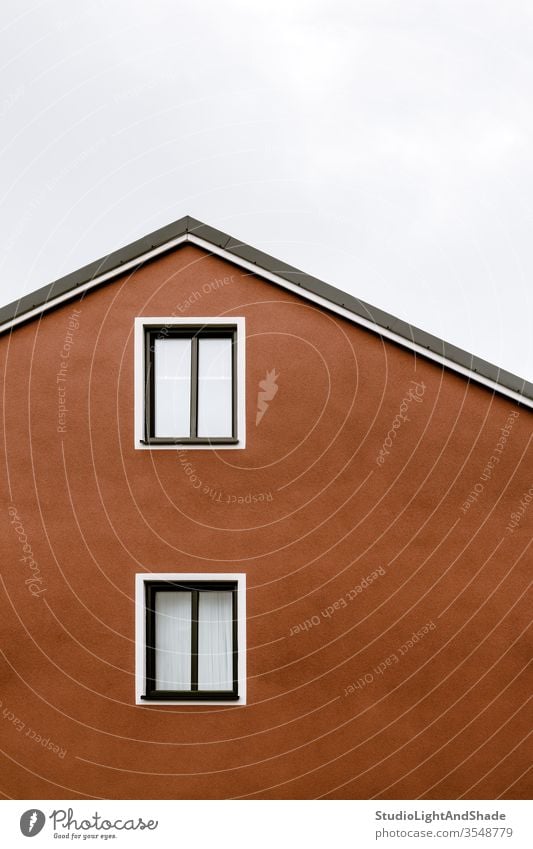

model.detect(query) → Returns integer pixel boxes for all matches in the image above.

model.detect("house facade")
[1,217,531,799]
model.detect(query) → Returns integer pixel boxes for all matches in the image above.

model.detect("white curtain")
[197,337,233,437]
[154,338,191,437]
[198,591,233,690]
[155,591,192,690]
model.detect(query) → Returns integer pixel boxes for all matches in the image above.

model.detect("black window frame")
[142,324,238,445]
[141,580,239,701]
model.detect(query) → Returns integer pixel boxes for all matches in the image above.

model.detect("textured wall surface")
[1,244,531,799]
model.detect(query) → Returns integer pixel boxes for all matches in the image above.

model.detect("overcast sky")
[1,1,532,381]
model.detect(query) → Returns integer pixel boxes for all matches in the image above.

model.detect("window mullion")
[190,336,199,438]
[191,590,199,691]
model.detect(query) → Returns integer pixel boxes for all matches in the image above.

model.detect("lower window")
[136,573,246,704]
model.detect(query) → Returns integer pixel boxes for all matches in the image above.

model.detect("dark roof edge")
[0,215,194,326]
[0,215,531,404]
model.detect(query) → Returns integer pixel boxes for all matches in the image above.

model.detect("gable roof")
[1,215,531,408]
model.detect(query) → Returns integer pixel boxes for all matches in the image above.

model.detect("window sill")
[140,437,240,446]
[141,692,240,702]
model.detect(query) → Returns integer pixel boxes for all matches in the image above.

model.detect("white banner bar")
[1,799,531,848]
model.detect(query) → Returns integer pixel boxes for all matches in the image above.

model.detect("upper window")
[135,573,247,705]
[135,318,246,449]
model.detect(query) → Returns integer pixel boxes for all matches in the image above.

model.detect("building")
[1,216,531,799]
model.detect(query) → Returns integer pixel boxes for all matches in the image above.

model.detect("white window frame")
[135,573,247,706]
[134,317,246,449]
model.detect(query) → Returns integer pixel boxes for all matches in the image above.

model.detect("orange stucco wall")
[0,244,531,799]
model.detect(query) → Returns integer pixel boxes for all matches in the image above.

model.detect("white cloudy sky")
[1,0,532,381]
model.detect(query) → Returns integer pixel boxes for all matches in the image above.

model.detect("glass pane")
[155,591,192,690]
[197,337,233,438]
[198,591,233,691]
[154,338,191,437]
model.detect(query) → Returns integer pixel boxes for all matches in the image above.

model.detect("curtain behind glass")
[155,591,192,690]
[198,591,233,690]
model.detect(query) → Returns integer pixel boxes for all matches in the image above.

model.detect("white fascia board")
[188,235,532,410]
[0,234,189,334]
[1,231,530,409]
